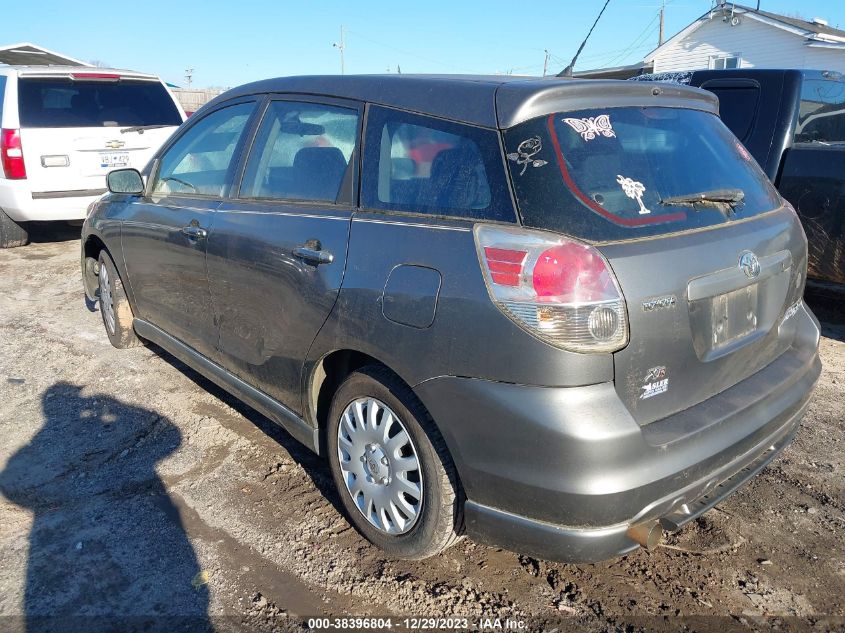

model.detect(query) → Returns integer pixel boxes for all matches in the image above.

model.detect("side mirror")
[107,168,144,195]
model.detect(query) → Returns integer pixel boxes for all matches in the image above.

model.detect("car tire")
[0,208,29,248]
[327,365,464,559]
[97,250,141,349]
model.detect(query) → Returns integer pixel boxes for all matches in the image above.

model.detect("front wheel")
[327,366,464,559]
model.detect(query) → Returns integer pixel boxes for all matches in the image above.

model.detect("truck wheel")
[97,251,141,349]
[327,365,464,559]
[0,208,29,248]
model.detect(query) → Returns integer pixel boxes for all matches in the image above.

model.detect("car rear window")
[504,107,781,242]
[795,78,845,143]
[17,78,182,128]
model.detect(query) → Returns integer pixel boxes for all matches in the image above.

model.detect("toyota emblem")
[739,251,761,279]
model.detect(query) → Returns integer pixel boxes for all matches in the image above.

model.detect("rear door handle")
[181,224,208,239]
[293,245,334,265]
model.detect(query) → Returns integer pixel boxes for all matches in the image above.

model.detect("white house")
[645,2,845,75]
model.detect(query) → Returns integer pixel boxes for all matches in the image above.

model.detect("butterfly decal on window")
[562,115,616,141]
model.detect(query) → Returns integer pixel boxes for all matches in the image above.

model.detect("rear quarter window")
[704,85,760,142]
[18,78,182,128]
[504,107,781,242]
[795,78,845,143]
[362,105,516,222]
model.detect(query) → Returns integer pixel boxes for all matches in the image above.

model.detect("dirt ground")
[0,225,843,632]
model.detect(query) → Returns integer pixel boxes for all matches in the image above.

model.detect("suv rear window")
[504,107,781,242]
[18,78,182,128]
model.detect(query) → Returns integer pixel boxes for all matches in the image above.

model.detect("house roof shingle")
[747,5,845,40]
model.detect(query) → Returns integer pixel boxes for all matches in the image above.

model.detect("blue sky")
[5,0,844,87]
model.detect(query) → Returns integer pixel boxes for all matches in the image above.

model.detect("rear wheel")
[327,365,464,559]
[97,251,141,349]
[0,208,29,248]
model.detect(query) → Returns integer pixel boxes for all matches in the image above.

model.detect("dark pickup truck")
[633,69,845,285]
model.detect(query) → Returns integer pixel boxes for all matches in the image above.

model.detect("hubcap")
[99,264,116,335]
[337,397,423,535]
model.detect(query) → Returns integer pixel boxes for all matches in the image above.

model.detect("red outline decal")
[545,114,686,227]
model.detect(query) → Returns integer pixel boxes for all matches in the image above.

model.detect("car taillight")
[1,129,26,179]
[474,224,629,353]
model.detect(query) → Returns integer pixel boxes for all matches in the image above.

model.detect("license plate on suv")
[712,284,758,348]
[99,152,130,168]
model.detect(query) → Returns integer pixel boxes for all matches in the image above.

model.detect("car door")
[121,99,258,359]
[208,96,361,413]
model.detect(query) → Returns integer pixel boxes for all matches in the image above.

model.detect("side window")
[362,106,516,222]
[706,86,759,142]
[240,100,359,203]
[796,79,845,143]
[152,102,254,197]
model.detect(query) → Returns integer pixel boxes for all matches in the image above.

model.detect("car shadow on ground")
[0,382,212,632]
[143,344,347,528]
[25,221,82,244]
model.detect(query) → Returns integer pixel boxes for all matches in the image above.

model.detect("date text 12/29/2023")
[306,617,529,630]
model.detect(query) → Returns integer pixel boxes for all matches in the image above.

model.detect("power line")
[332,26,346,75]
[345,29,481,74]
[603,20,660,66]
[591,9,661,68]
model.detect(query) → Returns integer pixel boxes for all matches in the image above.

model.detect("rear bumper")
[0,179,102,221]
[414,303,821,563]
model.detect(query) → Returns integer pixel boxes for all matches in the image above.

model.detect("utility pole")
[543,49,550,76]
[658,0,665,46]
[333,26,346,75]
[184,68,194,88]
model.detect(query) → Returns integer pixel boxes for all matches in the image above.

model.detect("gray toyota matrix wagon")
[81,75,821,562]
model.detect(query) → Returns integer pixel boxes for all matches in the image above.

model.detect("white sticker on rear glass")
[506,136,548,175]
[562,114,616,141]
[616,175,651,215]
[640,366,669,400]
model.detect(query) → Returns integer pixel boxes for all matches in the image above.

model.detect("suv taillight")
[474,224,629,353]
[1,129,26,179]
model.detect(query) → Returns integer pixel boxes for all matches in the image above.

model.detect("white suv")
[0,65,185,247]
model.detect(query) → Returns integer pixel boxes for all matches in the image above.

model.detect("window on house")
[710,54,741,70]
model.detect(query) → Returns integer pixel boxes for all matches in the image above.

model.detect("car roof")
[217,74,719,129]
[2,65,161,80]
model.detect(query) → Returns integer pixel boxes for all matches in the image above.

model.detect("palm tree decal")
[616,175,651,215]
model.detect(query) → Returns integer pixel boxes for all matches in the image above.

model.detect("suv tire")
[0,208,29,248]
[98,250,141,349]
[327,365,464,559]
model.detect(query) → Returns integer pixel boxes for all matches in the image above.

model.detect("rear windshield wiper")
[660,188,745,211]
[120,124,173,134]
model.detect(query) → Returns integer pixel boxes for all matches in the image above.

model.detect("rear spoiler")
[495,79,720,129]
